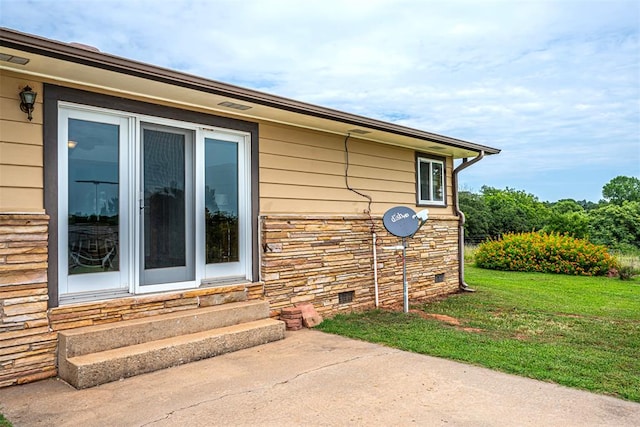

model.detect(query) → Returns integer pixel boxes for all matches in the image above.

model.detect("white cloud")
[2,0,638,201]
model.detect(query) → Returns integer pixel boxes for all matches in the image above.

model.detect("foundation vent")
[338,291,355,304]
[435,273,445,283]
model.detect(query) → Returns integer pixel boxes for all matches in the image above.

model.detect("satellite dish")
[383,206,420,238]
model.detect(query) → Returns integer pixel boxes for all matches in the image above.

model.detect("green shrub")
[475,232,618,276]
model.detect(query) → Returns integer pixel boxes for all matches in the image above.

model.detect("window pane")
[419,160,431,201]
[432,162,444,202]
[68,119,119,274]
[205,138,239,264]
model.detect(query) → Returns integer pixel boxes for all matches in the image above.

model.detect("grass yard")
[0,413,12,427]
[317,266,640,402]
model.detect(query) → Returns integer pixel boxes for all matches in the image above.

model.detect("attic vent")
[348,129,371,135]
[338,291,355,304]
[0,53,30,65]
[428,145,447,151]
[218,101,252,111]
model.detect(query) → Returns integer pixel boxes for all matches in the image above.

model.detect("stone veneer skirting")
[48,285,248,330]
[1,213,461,387]
[0,214,54,387]
[0,214,251,387]
[261,215,460,316]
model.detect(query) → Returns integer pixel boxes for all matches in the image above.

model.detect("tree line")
[459,175,640,252]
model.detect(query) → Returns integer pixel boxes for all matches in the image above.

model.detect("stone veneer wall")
[261,215,460,316]
[0,214,56,387]
[48,285,248,331]
[1,212,460,387]
[0,210,251,388]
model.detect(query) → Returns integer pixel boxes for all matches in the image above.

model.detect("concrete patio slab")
[1,330,639,426]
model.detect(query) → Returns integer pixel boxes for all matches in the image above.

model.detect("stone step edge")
[59,300,271,358]
[63,318,286,388]
[59,300,269,338]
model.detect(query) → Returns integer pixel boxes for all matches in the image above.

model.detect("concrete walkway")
[1,330,639,426]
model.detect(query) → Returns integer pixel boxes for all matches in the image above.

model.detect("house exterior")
[0,28,500,387]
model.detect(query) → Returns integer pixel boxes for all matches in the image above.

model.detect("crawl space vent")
[338,291,355,304]
[435,273,445,283]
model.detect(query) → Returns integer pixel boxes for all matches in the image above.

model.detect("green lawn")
[317,266,640,402]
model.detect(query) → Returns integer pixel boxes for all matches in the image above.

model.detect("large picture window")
[416,155,446,206]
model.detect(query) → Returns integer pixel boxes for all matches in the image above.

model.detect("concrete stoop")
[57,300,285,389]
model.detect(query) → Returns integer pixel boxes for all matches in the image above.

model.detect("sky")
[2,0,638,202]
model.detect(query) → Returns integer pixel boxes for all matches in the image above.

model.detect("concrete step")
[57,300,285,389]
[58,300,271,359]
[61,318,285,389]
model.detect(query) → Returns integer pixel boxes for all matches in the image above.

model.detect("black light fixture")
[19,86,37,121]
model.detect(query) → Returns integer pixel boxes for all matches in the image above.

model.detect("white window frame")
[58,104,133,296]
[417,155,446,206]
[57,102,253,299]
[201,129,252,281]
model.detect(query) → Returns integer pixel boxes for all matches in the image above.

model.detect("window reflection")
[433,162,444,201]
[205,139,239,264]
[67,119,119,274]
[420,161,431,201]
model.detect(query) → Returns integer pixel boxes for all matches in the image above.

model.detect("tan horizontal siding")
[0,72,44,213]
[261,169,414,193]
[0,91,43,124]
[442,157,454,207]
[261,183,413,205]
[260,198,453,216]
[261,138,414,171]
[0,119,42,145]
[260,123,413,161]
[0,165,42,188]
[0,187,43,212]
[0,143,42,166]
[259,123,455,216]
[260,153,415,182]
[0,71,32,98]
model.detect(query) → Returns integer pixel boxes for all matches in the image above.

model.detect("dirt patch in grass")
[410,310,483,333]
[384,305,483,332]
[412,311,460,325]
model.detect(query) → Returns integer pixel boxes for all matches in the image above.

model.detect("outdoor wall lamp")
[19,86,37,121]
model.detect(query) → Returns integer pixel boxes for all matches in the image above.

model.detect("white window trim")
[58,106,133,295]
[57,101,253,299]
[417,155,446,206]
[201,129,252,281]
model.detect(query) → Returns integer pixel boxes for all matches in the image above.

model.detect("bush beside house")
[475,232,618,276]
